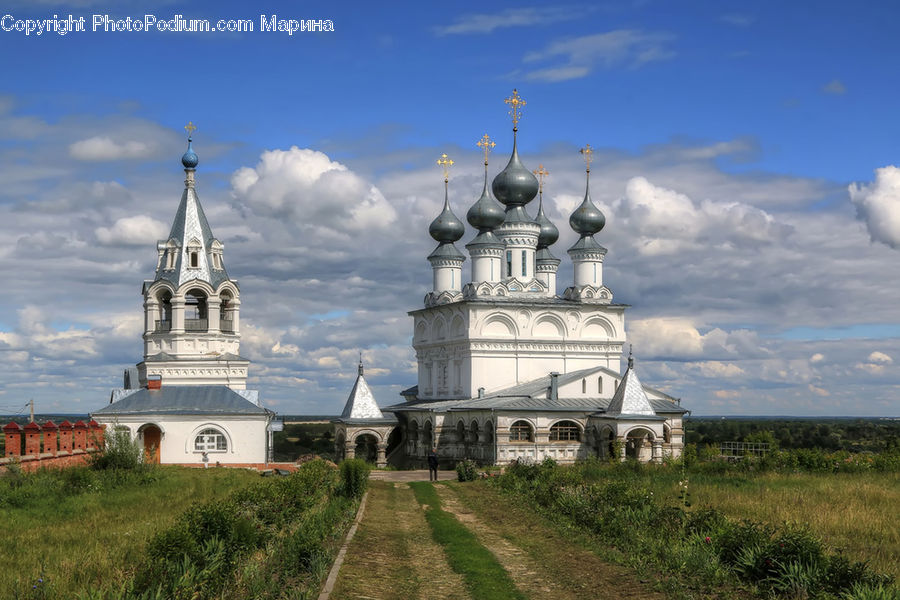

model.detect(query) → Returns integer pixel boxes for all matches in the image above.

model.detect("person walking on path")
[427,447,439,481]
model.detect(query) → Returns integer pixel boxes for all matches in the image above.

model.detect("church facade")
[94,128,275,466]
[346,91,687,466]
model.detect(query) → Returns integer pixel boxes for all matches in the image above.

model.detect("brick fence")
[1,420,105,472]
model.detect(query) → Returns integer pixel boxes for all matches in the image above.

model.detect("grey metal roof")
[389,365,686,415]
[154,184,230,290]
[339,367,385,420]
[605,359,656,417]
[93,385,268,416]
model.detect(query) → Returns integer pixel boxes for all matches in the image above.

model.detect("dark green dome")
[429,189,465,243]
[491,136,538,207]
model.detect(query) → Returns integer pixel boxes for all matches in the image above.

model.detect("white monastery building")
[337,91,688,466]
[94,127,275,465]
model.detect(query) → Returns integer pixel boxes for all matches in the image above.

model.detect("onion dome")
[569,146,605,236]
[468,168,505,232]
[535,199,559,249]
[429,186,465,243]
[181,138,198,169]
[492,135,538,207]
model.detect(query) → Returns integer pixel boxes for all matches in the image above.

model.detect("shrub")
[456,459,478,482]
[90,428,143,471]
[340,458,369,498]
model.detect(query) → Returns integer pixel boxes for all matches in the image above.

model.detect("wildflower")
[704,536,711,544]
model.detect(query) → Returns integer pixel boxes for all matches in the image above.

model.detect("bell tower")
[137,123,249,389]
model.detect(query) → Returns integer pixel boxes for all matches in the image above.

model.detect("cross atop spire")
[477,133,496,165]
[533,164,549,195]
[579,144,594,173]
[184,121,197,140]
[504,89,526,131]
[436,153,454,183]
[628,344,634,369]
[358,351,364,376]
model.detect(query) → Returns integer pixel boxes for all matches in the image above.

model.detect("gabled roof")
[93,385,268,417]
[154,184,230,289]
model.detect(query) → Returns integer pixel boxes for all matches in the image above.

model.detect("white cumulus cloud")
[231,146,397,233]
[849,166,900,249]
[95,215,168,246]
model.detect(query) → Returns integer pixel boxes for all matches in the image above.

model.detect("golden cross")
[579,144,594,172]
[476,133,496,165]
[533,164,549,194]
[504,89,526,129]
[184,121,197,139]
[436,153,454,182]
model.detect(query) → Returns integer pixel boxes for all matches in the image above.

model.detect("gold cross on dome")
[476,133,496,165]
[579,144,594,172]
[436,153,454,182]
[184,121,197,139]
[533,164,549,194]
[504,89,526,129]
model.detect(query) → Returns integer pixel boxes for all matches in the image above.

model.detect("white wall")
[95,414,268,464]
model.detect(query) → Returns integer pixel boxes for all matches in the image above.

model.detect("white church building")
[342,90,687,466]
[94,128,275,466]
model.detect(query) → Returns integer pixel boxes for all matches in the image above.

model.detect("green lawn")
[0,466,259,598]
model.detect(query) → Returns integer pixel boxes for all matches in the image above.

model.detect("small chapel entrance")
[141,425,162,464]
[354,433,378,463]
[625,428,654,461]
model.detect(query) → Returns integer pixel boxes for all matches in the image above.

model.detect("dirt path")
[445,482,667,600]
[330,480,666,600]
[328,481,471,600]
[433,485,578,600]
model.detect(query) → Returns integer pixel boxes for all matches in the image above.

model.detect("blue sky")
[1,0,900,417]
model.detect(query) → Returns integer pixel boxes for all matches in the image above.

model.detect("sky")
[1,0,900,417]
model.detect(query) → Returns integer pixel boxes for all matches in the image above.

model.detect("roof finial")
[533,164,549,197]
[477,133,496,166]
[436,153,454,184]
[358,351,364,376]
[579,143,594,173]
[504,88,526,132]
[628,344,634,369]
[181,121,199,171]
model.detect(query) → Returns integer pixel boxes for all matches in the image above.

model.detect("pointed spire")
[340,360,384,420]
[607,350,656,416]
[628,344,634,369]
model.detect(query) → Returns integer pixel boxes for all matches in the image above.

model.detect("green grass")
[665,470,900,579]
[409,481,527,600]
[0,466,258,598]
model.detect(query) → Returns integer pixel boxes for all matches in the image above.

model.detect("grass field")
[0,466,259,597]
[668,470,900,579]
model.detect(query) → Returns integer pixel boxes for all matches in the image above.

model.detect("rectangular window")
[522,251,527,278]
[190,252,198,268]
[506,251,512,277]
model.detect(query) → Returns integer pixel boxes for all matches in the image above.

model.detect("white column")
[170,298,186,333]
[207,299,221,332]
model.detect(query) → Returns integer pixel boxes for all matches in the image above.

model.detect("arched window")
[663,425,672,444]
[194,428,227,452]
[509,420,533,442]
[185,289,208,331]
[156,291,172,331]
[550,420,581,442]
[598,377,603,394]
[456,421,466,444]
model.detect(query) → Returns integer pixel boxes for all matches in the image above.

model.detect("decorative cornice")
[563,284,613,304]
[428,256,466,268]
[567,248,606,261]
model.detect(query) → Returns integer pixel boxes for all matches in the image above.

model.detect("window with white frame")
[194,428,227,452]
